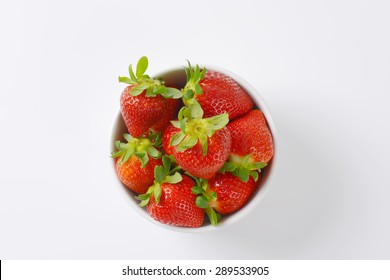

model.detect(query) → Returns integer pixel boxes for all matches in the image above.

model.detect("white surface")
[0,0,389,259]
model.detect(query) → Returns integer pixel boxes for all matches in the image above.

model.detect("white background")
[0,0,389,259]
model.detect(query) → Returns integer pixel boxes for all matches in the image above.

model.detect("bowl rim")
[110,64,279,233]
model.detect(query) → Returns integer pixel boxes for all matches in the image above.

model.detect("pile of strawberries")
[112,57,274,228]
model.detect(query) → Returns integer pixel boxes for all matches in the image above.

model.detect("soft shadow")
[182,111,348,259]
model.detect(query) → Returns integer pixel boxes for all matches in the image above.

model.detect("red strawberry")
[121,88,166,137]
[208,172,259,215]
[115,155,161,194]
[190,172,259,225]
[137,158,204,228]
[147,175,203,228]
[151,98,182,133]
[162,123,179,156]
[112,133,162,194]
[163,113,231,179]
[119,56,182,137]
[182,64,253,120]
[228,109,273,163]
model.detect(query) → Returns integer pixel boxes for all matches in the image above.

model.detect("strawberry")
[208,172,259,215]
[191,172,259,225]
[219,109,272,182]
[151,98,182,133]
[111,133,162,194]
[137,157,204,228]
[119,56,182,137]
[163,111,231,179]
[182,63,253,120]
[228,109,273,163]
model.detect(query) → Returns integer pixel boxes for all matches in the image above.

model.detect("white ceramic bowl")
[110,65,278,233]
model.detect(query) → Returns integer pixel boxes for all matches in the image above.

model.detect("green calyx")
[181,61,207,119]
[170,109,229,156]
[219,154,268,182]
[189,175,221,226]
[183,61,206,98]
[136,155,183,206]
[118,56,182,99]
[111,132,162,168]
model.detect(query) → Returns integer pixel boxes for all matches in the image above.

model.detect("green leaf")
[111,150,122,158]
[130,84,149,96]
[200,67,207,80]
[199,134,208,156]
[253,162,268,169]
[138,198,150,207]
[179,118,187,133]
[249,170,259,181]
[122,148,133,163]
[118,76,135,84]
[194,83,203,94]
[193,65,200,82]
[220,162,237,173]
[145,86,156,97]
[135,191,152,207]
[191,186,204,195]
[170,120,181,129]
[154,85,167,94]
[135,152,149,168]
[123,134,133,142]
[183,89,194,100]
[187,99,203,119]
[170,132,185,146]
[146,146,160,159]
[205,207,220,226]
[162,155,171,173]
[129,64,137,82]
[119,142,128,150]
[177,136,198,151]
[242,154,251,166]
[154,166,166,184]
[136,192,151,201]
[195,195,209,209]
[151,132,162,147]
[154,185,162,203]
[207,113,229,131]
[184,67,190,82]
[163,87,183,99]
[115,140,121,150]
[136,56,148,78]
[165,172,183,184]
[201,180,208,191]
[236,167,250,182]
[210,191,217,201]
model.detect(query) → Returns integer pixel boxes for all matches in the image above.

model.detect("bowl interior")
[110,67,278,233]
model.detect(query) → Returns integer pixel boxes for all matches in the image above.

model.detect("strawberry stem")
[135,156,183,206]
[189,175,221,226]
[170,112,229,156]
[111,133,162,167]
[181,61,206,119]
[220,154,267,182]
[119,56,182,99]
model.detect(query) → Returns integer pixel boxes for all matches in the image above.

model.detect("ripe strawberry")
[228,109,273,163]
[163,112,231,179]
[137,157,204,228]
[151,98,182,133]
[208,172,259,215]
[182,63,253,120]
[119,56,182,137]
[112,133,162,194]
[190,172,259,224]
